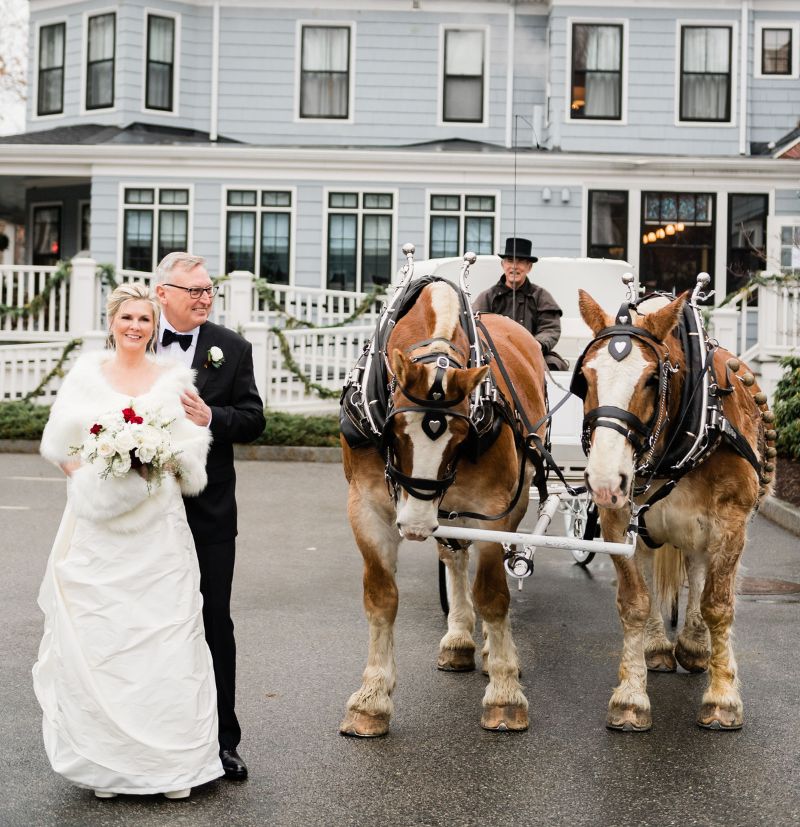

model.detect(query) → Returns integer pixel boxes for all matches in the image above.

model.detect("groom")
[155,252,265,780]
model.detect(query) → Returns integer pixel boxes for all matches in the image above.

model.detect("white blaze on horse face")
[584,343,647,509]
[395,409,451,541]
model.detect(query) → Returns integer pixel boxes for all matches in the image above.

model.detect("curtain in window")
[582,26,620,118]
[682,28,729,120]
[430,216,459,258]
[147,16,174,110]
[123,211,153,271]
[465,217,493,254]
[361,214,392,286]
[301,27,349,118]
[261,213,290,284]
[87,14,115,109]
[327,214,357,290]
[444,30,484,121]
[226,213,256,273]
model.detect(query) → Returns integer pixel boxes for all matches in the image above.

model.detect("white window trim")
[218,185,297,284]
[321,187,399,292]
[674,19,738,128]
[754,21,800,80]
[437,24,491,128]
[425,189,502,259]
[80,7,119,116]
[565,17,629,126]
[294,20,356,125]
[142,8,181,116]
[29,201,63,264]
[767,213,800,274]
[116,182,194,271]
[77,198,90,252]
[31,17,68,122]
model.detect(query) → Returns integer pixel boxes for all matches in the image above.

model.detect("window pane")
[148,16,174,63]
[329,192,358,209]
[431,195,460,211]
[40,23,65,69]
[125,189,155,205]
[327,214,358,291]
[123,210,153,270]
[465,216,493,254]
[38,68,64,115]
[88,14,114,60]
[262,191,291,207]
[445,30,483,75]
[87,62,114,109]
[681,27,730,121]
[430,216,459,258]
[227,190,257,207]
[146,15,174,110]
[763,29,792,74]
[572,24,621,119]
[588,190,628,259]
[32,206,61,266]
[38,24,65,115]
[301,27,350,119]
[159,189,189,205]
[157,210,188,262]
[362,214,392,287]
[444,30,484,122]
[465,195,495,212]
[87,14,115,109]
[364,193,392,209]
[261,213,290,284]
[728,194,767,289]
[147,63,172,110]
[226,212,256,273]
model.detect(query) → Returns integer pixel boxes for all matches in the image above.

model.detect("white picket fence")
[0,340,79,404]
[0,265,68,340]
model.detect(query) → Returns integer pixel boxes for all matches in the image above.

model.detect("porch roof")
[0,122,240,146]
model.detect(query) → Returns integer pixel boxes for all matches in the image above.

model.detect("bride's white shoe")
[163,788,191,800]
[94,790,118,799]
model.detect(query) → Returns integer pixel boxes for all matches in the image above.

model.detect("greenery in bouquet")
[70,405,182,491]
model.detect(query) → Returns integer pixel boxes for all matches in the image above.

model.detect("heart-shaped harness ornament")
[610,335,632,361]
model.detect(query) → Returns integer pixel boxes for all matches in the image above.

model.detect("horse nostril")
[620,473,629,493]
[611,494,618,504]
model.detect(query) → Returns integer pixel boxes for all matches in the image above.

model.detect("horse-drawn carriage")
[338,245,775,736]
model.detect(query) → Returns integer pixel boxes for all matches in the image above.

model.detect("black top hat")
[497,237,538,263]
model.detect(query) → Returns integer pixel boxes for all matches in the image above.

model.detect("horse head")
[387,348,487,541]
[575,289,687,510]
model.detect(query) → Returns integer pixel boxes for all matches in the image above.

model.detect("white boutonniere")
[205,346,225,369]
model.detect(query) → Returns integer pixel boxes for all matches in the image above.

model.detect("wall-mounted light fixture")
[561,187,570,203]
[542,187,552,202]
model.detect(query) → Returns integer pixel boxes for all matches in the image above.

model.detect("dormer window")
[37,23,65,116]
[86,12,116,110]
[146,14,176,111]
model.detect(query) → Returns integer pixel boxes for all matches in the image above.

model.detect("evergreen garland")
[270,326,340,400]
[22,338,83,402]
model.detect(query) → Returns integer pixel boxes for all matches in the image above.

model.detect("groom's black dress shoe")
[220,748,248,780]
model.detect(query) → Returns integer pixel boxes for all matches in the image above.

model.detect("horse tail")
[653,544,684,612]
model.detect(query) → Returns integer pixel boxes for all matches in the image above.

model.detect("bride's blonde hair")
[106,282,161,353]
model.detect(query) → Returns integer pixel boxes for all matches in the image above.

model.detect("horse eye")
[645,374,659,388]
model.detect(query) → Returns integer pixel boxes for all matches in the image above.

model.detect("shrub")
[773,356,800,461]
[0,401,51,440]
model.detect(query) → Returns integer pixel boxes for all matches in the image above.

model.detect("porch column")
[68,256,97,335]
[225,270,255,333]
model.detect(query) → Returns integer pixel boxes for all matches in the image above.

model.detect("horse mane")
[429,281,461,342]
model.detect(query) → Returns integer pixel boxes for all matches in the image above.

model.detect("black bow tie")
[161,329,193,351]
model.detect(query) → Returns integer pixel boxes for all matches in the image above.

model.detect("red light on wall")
[50,241,59,253]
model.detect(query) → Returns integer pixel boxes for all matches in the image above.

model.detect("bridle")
[383,340,474,504]
[570,304,678,476]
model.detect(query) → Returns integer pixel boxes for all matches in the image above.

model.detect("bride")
[33,282,224,799]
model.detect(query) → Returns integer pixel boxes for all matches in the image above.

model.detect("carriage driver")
[473,237,569,371]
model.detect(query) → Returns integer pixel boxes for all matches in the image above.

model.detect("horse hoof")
[339,710,390,738]
[437,648,476,672]
[675,641,709,673]
[646,650,677,672]
[480,704,528,732]
[606,705,652,732]
[697,704,743,731]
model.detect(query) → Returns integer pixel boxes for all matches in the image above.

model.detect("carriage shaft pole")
[432,525,635,558]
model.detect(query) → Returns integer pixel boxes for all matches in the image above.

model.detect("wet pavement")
[2,453,799,827]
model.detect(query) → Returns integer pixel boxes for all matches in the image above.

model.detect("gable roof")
[0,122,240,145]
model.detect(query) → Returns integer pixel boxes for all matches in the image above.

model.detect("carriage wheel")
[569,500,599,567]
[438,559,450,615]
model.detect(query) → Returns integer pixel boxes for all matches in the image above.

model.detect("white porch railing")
[0,265,68,340]
[0,340,80,404]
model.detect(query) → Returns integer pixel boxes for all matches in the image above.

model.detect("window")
[86,13,115,110]
[300,25,351,119]
[326,192,394,291]
[762,28,792,75]
[429,194,496,258]
[442,29,485,123]
[224,189,292,283]
[680,26,732,122]
[37,23,65,116]
[640,191,715,297]
[779,225,800,275]
[122,187,189,271]
[588,191,628,259]
[32,205,62,266]
[571,24,622,120]
[146,15,176,111]
[727,194,767,291]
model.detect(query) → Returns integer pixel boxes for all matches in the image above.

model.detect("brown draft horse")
[576,289,774,731]
[340,280,547,736]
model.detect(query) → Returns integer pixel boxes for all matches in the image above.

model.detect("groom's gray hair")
[155,252,207,284]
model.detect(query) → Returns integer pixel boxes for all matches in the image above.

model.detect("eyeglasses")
[163,283,219,299]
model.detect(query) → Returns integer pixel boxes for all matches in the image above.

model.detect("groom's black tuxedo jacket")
[183,321,265,545]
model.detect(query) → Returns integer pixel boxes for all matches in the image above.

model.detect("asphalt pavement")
[2,453,799,827]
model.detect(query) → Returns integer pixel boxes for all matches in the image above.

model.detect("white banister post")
[225,270,254,333]
[242,321,269,407]
[710,307,740,355]
[80,330,108,352]
[68,257,97,335]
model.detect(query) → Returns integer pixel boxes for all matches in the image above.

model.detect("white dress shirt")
[158,318,199,368]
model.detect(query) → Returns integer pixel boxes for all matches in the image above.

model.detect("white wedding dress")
[33,352,224,795]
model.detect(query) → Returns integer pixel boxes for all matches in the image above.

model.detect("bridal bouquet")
[70,405,182,491]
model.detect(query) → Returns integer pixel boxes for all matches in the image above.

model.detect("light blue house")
[1,0,799,303]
